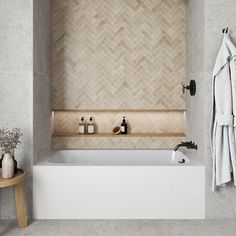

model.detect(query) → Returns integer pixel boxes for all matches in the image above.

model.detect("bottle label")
[120,126,125,132]
[88,125,94,134]
[79,125,85,134]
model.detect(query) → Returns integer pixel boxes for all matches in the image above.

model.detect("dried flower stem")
[0,128,23,154]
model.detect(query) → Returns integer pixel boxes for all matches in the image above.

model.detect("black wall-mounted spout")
[183,80,196,96]
[174,141,198,152]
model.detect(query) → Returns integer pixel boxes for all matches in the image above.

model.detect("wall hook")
[183,80,196,96]
[222,27,229,34]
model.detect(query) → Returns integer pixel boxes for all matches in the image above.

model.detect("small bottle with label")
[120,116,128,134]
[87,117,95,134]
[78,117,86,135]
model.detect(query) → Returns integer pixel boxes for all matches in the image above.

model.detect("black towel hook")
[222,27,229,34]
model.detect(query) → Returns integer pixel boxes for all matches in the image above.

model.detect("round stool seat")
[0,169,26,188]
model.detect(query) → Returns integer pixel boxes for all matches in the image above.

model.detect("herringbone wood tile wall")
[52,0,186,110]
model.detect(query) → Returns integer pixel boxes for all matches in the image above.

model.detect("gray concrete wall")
[0,0,33,219]
[186,0,205,165]
[204,0,236,219]
[187,0,236,218]
[0,0,52,219]
[33,0,52,164]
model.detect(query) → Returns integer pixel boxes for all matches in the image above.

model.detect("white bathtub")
[33,150,205,219]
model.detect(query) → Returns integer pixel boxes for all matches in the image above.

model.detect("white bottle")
[78,117,86,135]
[2,153,14,178]
[87,117,95,134]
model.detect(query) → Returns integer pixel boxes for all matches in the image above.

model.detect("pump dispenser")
[120,116,128,134]
[87,117,95,134]
[78,117,86,135]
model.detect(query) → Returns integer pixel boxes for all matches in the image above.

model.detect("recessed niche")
[52,110,186,149]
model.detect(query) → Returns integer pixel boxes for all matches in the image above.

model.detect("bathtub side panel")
[33,166,205,219]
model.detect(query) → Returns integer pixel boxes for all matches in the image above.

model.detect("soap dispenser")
[78,117,86,135]
[120,116,128,134]
[87,117,95,135]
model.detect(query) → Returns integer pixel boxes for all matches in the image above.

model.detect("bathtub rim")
[34,149,204,167]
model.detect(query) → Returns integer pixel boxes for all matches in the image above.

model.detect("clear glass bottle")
[78,117,86,135]
[87,117,95,134]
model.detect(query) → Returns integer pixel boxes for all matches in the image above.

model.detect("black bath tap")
[174,141,198,152]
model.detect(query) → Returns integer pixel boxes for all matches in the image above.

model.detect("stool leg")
[14,183,27,228]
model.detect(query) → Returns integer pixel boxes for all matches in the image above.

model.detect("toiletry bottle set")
[78,117,95,135]
[78,116,128,135]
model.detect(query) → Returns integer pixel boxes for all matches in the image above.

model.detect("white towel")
[210,33,236,191]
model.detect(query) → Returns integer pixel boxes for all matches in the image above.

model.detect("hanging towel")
[210,32,236,191]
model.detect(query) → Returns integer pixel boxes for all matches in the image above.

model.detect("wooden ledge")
[52,132,186,137]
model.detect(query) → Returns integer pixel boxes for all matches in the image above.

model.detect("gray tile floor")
[0,220,236,236]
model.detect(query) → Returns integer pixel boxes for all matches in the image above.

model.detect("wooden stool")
[0,169,27,228]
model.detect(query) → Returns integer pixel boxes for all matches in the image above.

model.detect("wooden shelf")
[52,109,186,113]
[53,132,186,137]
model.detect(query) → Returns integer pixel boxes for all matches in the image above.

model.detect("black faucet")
[174,141,198,152]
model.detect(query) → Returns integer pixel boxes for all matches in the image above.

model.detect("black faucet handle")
[190,141,198,150]
[185,141,192,145]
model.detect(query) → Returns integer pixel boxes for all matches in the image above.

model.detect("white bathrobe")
[211,33,236,191]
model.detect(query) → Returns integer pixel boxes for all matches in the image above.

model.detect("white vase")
[2,153,14,179]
